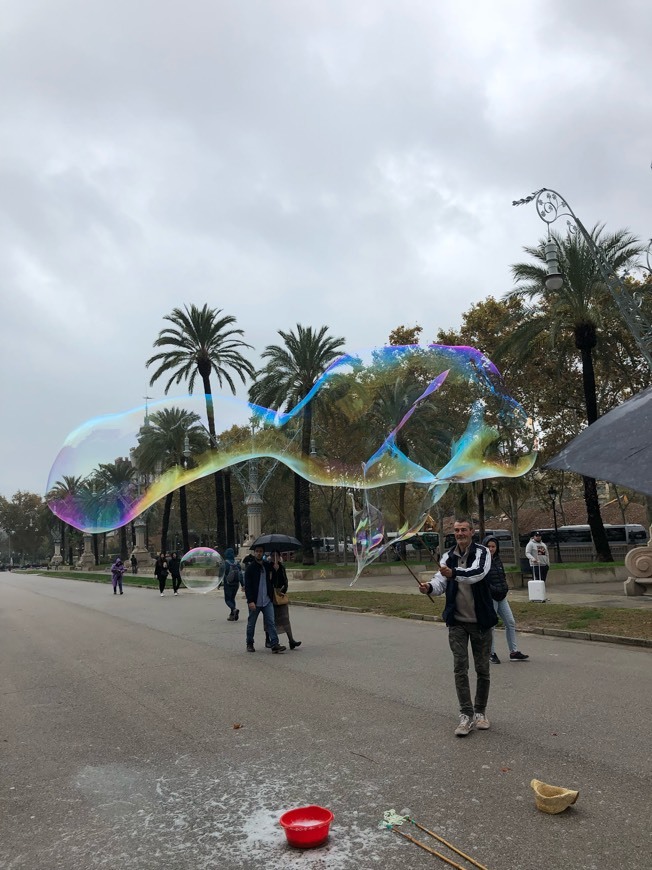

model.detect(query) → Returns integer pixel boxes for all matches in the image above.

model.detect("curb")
[292,600,652,650]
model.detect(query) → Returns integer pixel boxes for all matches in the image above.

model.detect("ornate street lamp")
[513,188,652,372]
[547,486,563,564]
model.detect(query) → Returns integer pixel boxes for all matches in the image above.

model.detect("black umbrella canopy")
[251,533,303,552]
[546,386,652,496]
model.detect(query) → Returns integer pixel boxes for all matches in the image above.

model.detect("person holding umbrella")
[243,544,286,653]
[265,550,301,650]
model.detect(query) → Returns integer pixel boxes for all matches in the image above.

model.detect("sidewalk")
[289,570,652,610]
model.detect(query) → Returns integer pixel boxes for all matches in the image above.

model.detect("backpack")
[224,562,240,586]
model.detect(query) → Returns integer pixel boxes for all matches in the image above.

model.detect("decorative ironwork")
[513,187,652,372]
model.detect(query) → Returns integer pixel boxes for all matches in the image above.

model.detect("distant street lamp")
[547,486,563,563]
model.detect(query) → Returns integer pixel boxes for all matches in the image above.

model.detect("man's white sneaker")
[454,714,474,737]
[474,712,490,730]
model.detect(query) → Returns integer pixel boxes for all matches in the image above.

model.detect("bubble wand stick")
[392,545,436,604]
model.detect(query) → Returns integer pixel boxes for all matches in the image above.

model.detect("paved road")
[1,571,650,870]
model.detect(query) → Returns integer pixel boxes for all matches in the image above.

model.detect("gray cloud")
[1,0,651,497]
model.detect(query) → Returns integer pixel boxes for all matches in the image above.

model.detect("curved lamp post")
[513,188,652,373]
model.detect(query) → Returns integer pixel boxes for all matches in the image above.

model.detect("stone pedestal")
[130,516,154,572]
[624,530,652,596]
[244,494,263,547]
[77,534,96,570]
[50,533,63,569]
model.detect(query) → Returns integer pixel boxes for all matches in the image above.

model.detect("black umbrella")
[546,386,652,496]
[251,533,303,552]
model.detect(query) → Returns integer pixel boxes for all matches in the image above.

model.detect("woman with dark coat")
[265,550,301,650]
[154,553,169,596]
[483,535,529,663]
[168,552,182,595]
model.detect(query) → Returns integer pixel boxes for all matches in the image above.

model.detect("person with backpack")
[223,548,243,621]
[483,535,529,664]
[110,557,126,595]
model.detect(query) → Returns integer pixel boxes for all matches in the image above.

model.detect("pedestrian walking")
[130,554,138,574]
[483,535,529,664]
[419,517,496,737]
[154,553,169,596]
[265,550,301,649]
[222,548,243,620]
[168,552,182,595]
[111,557,126,595]
[243,545,285,653]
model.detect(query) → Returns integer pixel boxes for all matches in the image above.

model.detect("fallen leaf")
[233,723,242,729]
[500,767,511,773]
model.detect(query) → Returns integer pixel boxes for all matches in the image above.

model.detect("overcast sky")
[1,0,651,499]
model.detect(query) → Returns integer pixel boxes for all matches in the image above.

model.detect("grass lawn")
[290,590,652,641]
[16,569,651,641]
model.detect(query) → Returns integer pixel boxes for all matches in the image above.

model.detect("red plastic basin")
[279,805,334,849]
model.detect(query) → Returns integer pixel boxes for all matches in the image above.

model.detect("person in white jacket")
[419,517,496,737]
[525,531,549,583]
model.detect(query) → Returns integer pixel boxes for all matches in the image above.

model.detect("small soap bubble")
[180,547,223,594]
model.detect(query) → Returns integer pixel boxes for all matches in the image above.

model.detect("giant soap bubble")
[46,344,537,578]
[180,547,223,593]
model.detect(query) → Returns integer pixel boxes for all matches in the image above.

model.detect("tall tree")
[504,225,642,561]
[46,475,83,565]
[134,407,208,554]
[96,458,137,560]
[249,324,346,564]
[146,303,255,551]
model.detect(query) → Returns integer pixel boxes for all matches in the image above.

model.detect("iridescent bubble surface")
[46,344,537,576]
[180,547,223,593]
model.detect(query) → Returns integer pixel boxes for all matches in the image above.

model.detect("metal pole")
[513,188,652,373]
[551,496,562,563]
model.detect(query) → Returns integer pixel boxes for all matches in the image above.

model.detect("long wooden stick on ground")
[390,828,467,870]
[407,817,489,870]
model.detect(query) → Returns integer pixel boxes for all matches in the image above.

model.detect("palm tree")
[249,324,346,564]
[504,224,642,560]
[47,475,83,565]
[96,458,137,560]
[146,304,255,551]
[134,407,209,553]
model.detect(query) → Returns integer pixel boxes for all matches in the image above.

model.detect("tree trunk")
[509,492,520,566]
[300,406,315,565]
[200,373,226,552]
[160,492,173,554]
[179,486,190,554]
[293,473,302,541]
[583,475,612,561]
[224,470,235,549]
[119,525,128,561]
[578,343,612,561]
[477,483,486,540]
